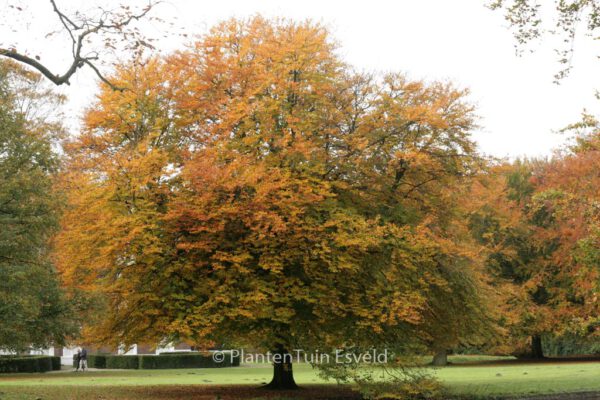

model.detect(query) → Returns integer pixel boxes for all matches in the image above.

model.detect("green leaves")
[0,61,73,352]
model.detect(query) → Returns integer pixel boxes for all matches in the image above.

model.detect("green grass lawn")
[436,361,600,397]
[0,357,599,399]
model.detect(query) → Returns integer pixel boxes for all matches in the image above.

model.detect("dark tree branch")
[0,0,158,91]
[83,59,126,91]
[50,0,78,47]
[0,48,73,85]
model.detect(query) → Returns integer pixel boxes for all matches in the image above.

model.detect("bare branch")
[50,0,81,31]
[0,0,160,90]
[0,47,80,85]
[50,0,78,49]
[82,58,125,91]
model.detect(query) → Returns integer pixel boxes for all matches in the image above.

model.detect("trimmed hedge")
[77,352,240,369]
[89,354,107,368]
[105,355,140,369]
[140,352,239,369]
[38,356,52,372]
[51,356,61,371]
[0,356,61,373]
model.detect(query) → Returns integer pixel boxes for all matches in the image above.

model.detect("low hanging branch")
[0,0,159,90]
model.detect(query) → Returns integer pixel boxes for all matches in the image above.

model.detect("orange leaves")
[55,16,492,353]
[468,152,600,345]
[168,17,343,153]
[531,150,600,331]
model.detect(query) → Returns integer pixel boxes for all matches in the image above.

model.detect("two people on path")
[74,347,87,371]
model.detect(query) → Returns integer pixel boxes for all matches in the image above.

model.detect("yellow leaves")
[381,292,425,326]
[54,16,493,352]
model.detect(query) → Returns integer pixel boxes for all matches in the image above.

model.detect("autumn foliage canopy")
[52,18,599,377]
[55,17,492,358]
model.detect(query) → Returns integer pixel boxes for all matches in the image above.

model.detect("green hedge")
[38,356,52,372]
[77,352,240,369]
[51,356,61,371]
[105,355,139,369]
[140,352,239,369]
[88,354,107,368]
[0,356,60,373]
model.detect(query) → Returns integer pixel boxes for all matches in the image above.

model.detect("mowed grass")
[0,363,318,387]
[0,357,599,399]
[435,361,600,397]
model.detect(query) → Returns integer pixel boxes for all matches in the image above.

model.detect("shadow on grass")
[3,385,600,400]
[0,384,362,400]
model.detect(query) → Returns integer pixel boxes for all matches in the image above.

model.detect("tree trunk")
[432,349,448,366]
[264,345,298,390]
[530,335,545,359]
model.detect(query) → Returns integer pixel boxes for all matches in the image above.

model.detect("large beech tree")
[0,61,73,351]
[56,17,490,389]
[531,136,599,339]
[467,162,554,358]
[489,0,600,355]
[469,149,599,358]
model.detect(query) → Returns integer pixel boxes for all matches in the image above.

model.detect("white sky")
[3,0,600,159]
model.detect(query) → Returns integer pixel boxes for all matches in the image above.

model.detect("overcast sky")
[3,0,600,158]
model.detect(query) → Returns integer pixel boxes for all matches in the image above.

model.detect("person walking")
[74,349,81,371]
[80,347,88,371]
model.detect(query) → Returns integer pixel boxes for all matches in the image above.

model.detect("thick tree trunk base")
[432,350,448,366]
[263,347,298,390]
[530,335,545,359]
